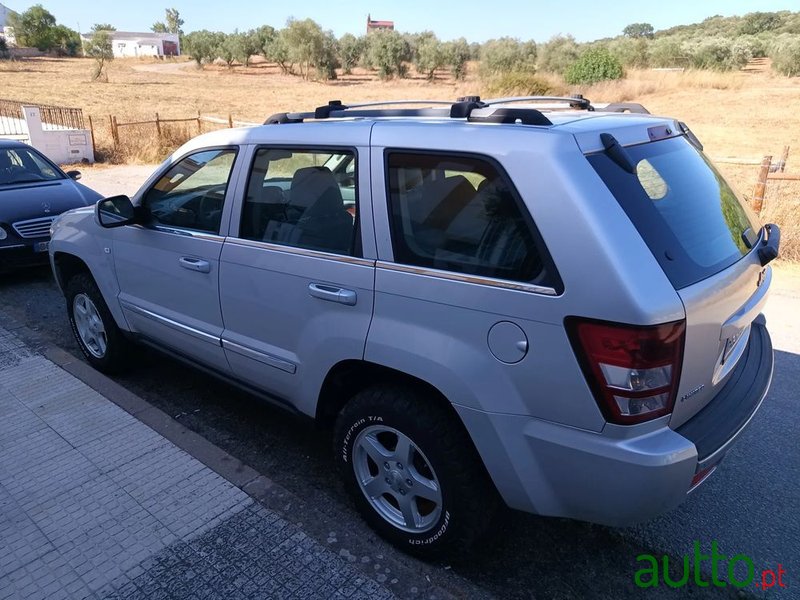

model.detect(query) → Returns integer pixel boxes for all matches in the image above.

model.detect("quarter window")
[386,152,547,284]
[239,148,357,256]
[143,148,237,234]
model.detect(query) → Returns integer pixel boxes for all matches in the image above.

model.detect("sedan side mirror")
[97,195,137,228]
[66,170,82,180]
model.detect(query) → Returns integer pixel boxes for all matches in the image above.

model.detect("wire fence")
[0,98,86,132]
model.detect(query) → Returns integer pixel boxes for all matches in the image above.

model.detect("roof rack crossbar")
[265,97,554,127]
[484,95,594,110]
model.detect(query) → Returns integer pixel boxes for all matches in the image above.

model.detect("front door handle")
[179,256,211,273]
[308,283,357,306]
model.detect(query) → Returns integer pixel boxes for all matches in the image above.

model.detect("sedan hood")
[0,179,102,224]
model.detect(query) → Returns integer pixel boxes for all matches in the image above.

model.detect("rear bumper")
[456,319,774,526]
[676,317,773,470]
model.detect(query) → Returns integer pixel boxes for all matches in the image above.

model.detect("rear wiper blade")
[600,133,637,174]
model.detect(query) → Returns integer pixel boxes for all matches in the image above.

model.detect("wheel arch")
[53,251,130,333]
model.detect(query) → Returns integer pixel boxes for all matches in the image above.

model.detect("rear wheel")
[65,273,130,374]
[333,384,499,558]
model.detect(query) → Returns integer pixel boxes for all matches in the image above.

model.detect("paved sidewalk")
[0,324,395,600]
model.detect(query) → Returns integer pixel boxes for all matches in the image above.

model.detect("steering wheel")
[7,168,44,183]
[197,186,226,230]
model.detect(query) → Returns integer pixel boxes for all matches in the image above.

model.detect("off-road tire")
[65,272,130,374]
[334,384,500,559]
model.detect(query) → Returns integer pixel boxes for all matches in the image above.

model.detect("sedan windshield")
[0,147,64,185]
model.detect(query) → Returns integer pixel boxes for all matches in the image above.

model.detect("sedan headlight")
[0,226,7,241]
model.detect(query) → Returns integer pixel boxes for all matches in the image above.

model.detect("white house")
[0,2,17,46]
[81,31,180,58]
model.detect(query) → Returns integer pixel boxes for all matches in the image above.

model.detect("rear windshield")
[587,135,760,289]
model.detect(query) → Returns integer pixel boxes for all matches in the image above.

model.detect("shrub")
[685,37,751,71]
[564,48,624,85]
[648,37,687,67]
[484,72,552,96]
[480,37,537,76]
[538,35,580,74]
[607,37,650,68]
[0,38,8,59]
[770,35,800,76]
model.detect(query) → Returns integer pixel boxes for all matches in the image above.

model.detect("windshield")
[0,147,64,185]
[587,135,761,289]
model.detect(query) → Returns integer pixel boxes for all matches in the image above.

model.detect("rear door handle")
[308,283,357,306]
[179,256,211,273]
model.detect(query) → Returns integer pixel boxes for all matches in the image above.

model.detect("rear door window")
[587,136,760,289]
[386,152,557,288]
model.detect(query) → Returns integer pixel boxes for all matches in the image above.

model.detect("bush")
[484,72,552,96]
[538,35,580,74]
[770,35,800,76]
[564,48,624,85]
[685,37,751,71]
[0,38,8,59]
[607,37,650,68]
[648,37,687,67]
[480,37,537,76]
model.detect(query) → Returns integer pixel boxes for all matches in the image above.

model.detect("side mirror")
[97,195,136,228]
[66,170,82,181]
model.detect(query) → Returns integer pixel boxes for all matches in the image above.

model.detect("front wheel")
[65,273,130,374]
[333,385,499,558]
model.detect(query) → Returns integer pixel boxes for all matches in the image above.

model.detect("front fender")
[49,207,130,332]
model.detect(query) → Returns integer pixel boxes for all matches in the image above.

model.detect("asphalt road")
[1,262,796,600]
[2,166,798,599]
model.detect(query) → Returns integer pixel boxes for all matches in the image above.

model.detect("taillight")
[567,318,686,425]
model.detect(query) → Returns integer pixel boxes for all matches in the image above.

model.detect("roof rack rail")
[264,97,554,127]
[599,102,650,114]
[484,95,594,110]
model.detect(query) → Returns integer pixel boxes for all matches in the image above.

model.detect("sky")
[2,0,797,41]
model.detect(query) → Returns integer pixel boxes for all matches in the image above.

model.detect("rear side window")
[587,136,760,289]
[239,148,358,256]
[386,152,555,287]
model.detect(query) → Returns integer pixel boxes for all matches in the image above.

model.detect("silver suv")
[49,97,778,558]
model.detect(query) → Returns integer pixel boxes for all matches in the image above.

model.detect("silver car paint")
[49,114,771,524]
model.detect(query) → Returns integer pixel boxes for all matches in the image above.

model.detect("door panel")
[115,228,228,370]
[219,146,375,416]
[219,242,374,414]
[112,147,240,372]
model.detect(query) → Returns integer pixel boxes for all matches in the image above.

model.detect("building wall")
[80,32,180,58]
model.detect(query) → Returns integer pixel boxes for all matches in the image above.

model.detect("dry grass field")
[1,55,798,256]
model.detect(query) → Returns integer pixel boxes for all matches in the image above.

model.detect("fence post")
[779,145,790,173]
[109,115,118,150]
[228,114,233,128]
[197,110,202,134]
[88,115,97,158]
[155,113,162,139]
[752,155,772,215]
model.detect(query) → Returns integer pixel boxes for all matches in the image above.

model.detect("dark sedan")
[0,140,102,271]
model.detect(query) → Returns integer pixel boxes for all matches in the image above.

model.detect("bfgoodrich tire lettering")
[65,272,130,374]
[334,384,499,558]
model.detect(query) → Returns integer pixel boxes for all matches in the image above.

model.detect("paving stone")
[0,324,395,600]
